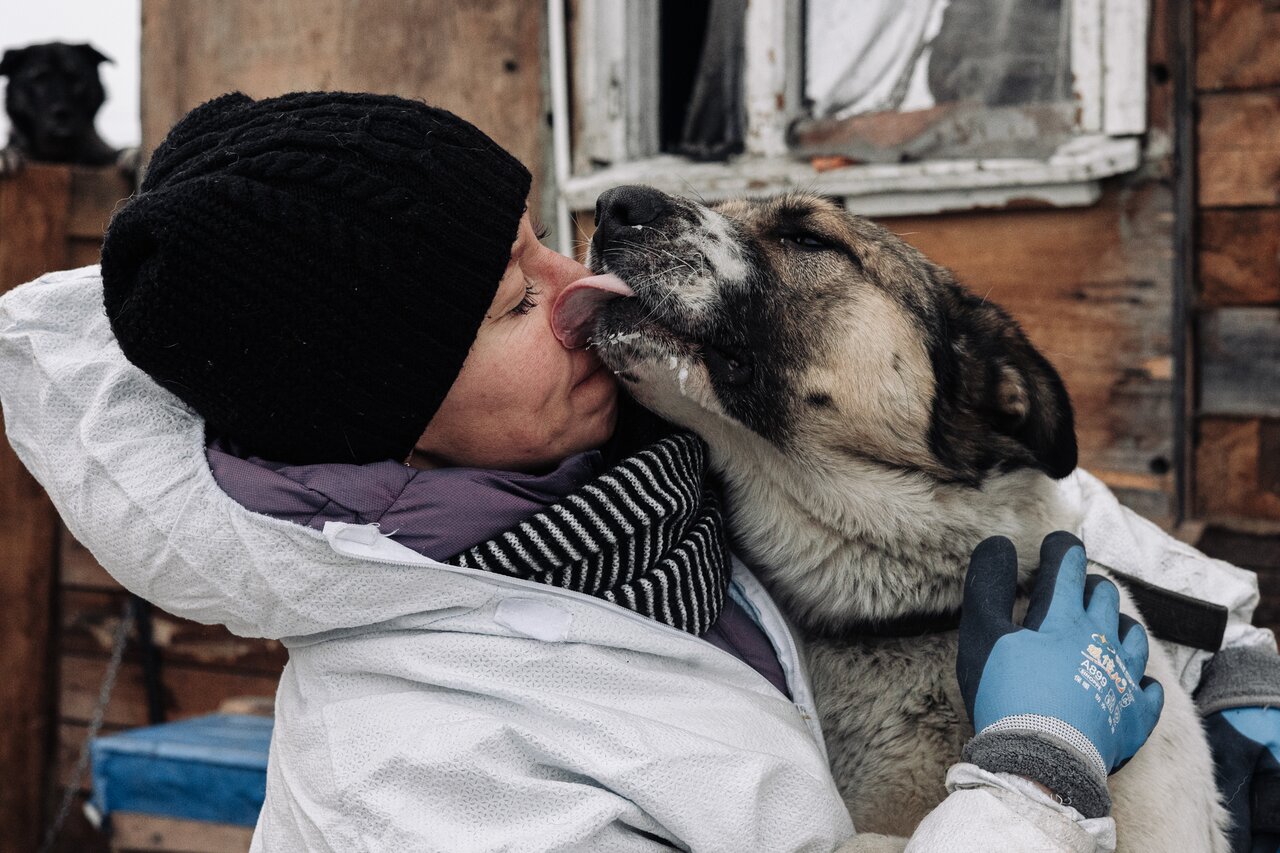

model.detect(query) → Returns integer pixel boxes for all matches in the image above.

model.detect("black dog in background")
[0,42,138,179]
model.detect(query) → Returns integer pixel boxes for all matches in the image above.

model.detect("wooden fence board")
[61,589,287,674]
[61,525,125,592]
[60,654,282,730]
[1198,90,1280,207]
[1195,417,1280,521]
[0,164,74,853]
[111,813,253,853]
[1196,0,1280,91]
[1198,308,1280,416]
[1199,208,1280,306]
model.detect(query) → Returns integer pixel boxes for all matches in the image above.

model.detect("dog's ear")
[0,47,28,77]
[984,327,1078,479]
[74,44,113,66]
[929,271,1078,481]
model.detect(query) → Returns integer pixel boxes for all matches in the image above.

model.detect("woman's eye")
[511,284,540,316]
[780,234,828,251]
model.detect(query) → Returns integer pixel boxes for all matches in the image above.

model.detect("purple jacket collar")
[206,435,790,697]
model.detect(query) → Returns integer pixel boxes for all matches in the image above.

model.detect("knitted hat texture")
[101,91,531,463]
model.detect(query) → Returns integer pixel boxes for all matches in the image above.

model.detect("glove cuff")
[963,715,1111,819]
[1195,645,1280,715]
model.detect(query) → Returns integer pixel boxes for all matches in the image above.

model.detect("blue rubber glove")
[957,531,1165,818]
[1204,706,1280,853]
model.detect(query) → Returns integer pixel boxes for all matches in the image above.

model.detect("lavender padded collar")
[205,435,790,697]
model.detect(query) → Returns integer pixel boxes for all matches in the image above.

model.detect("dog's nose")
[595,185,670,229]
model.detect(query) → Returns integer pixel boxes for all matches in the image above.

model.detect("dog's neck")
[707,431,1082,636]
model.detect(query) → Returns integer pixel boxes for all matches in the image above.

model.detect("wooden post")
[0,164,72,853]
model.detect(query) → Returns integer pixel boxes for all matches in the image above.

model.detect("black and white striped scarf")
[446,433,730,636]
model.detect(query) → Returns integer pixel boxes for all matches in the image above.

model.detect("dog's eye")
[705,343,753,387]
[779,233,829,251]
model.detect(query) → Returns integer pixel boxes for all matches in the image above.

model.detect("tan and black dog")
[559,186,1227,852]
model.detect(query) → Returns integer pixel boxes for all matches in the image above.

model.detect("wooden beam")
[0,164,73,853]
[1198,90,1280,207]
[60,654,282,730]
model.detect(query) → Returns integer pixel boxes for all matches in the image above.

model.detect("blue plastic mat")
[91,713,272,827]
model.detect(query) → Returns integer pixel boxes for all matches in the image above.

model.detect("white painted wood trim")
[571,1,659,173]
[548,0,574,256]
[848,181,1101,217]
[1071,0,1105,133]
[1102,0,1150,135]
[742,0,799,157]
[560,136,1140,215]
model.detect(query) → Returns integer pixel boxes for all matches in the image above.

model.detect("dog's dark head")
[1,42,112,161]
[564,187,1076,488]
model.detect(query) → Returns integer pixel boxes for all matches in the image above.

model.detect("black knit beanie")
[101,91,531,463]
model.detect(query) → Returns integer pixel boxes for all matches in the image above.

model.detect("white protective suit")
[0,266,1270,853]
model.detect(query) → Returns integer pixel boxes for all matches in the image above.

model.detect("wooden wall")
[140,0,549,216]
[1193,0,1280,525]
[52,533,284,853]
[0,164,132,853]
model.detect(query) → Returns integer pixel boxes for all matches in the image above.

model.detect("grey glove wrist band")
[1195,645,1280,715]
[963,727,1112,819]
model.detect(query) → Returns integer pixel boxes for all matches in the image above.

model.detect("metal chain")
[38,597,135,853]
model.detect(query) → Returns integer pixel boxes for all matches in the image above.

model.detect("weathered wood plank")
[1198,308,1280,416]
[60,654,282,729]
[61,589,287,674]
[883,184,1177,519]
[1220,530,1280,633]
[111,813,253,853]
[1198,90,1280,207]
[1196,0,1280,92]
[141,0,546,212]
[68,167,132,241]
[61,524,125,592]
[0,163,72,853]
[1195,417,1280,521]
[1199,208,1280,306]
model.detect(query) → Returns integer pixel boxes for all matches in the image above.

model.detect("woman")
[0,91,1242,852]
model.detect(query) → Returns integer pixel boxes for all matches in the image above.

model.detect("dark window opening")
[660,0,745,161]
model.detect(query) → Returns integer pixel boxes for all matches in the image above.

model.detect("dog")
[558,186,1228,851]
[0,42,138,179]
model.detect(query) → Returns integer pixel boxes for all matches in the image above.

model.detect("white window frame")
[547,0,1148,255]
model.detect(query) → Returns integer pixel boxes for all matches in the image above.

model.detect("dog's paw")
[833,834,909,853]
[0,146,25,178]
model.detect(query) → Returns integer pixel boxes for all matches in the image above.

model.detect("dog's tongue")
[552,273,635,348]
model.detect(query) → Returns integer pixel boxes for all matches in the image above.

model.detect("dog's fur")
[587,189,1227,851]
[0,42,138,178]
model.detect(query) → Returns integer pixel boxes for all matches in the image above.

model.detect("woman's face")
[408,213,618,471]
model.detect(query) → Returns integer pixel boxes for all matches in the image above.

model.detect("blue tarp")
[91,713,272,827]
